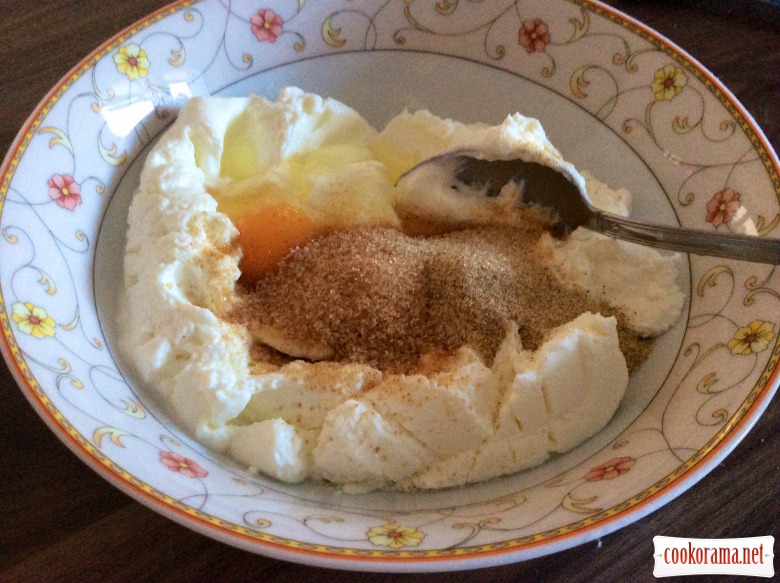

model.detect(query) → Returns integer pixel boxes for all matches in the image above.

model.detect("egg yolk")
[234,204,321,284]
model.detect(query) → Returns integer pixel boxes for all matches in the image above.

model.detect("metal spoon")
[396,150,780,264]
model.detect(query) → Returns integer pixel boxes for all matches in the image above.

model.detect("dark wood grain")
[1,1,778,581]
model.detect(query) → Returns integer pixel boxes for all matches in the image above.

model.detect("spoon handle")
[593,212,780,264]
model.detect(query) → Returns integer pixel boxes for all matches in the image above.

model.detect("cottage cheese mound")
[537,172,684,336]
[120,88,685,492]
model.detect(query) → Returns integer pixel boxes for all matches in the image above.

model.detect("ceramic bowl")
[1,0,778,572]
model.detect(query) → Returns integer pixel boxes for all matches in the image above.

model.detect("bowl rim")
[1,0,779,571]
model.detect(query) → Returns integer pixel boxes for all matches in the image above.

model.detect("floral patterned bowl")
[1,0,778,572]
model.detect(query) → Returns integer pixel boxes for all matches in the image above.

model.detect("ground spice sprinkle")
[232,216,651,373]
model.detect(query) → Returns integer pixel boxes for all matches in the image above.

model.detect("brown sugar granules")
[230,220,652,374]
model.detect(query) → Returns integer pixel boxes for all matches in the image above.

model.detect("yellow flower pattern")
[367,524,425,548]
[12,302,56,338]
[727,320,774,355]
[113,44,150,79]
[651,64,687,101]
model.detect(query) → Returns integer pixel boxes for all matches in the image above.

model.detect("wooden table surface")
[1,1,778,581]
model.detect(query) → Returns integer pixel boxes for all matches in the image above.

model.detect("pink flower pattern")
[48,174,82,211]
[584,457,635,482]
[519,18,550,54]
[159,451,208,478]
[251,9,284,43]
[706,188,741,227]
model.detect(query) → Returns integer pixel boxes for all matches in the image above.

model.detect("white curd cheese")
[120,87,685,491]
